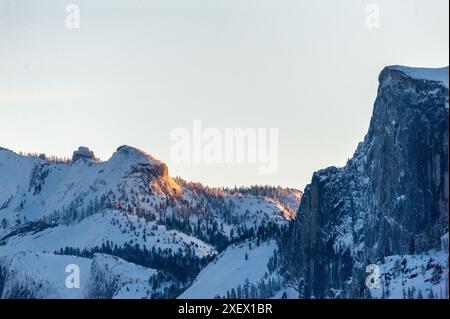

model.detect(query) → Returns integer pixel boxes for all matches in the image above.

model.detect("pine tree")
[298,278,305,299]
[243,279,251,299]
[446,278,449,299]
[1,218,7,229]
[237,284,242,299]
[417,289,423,299]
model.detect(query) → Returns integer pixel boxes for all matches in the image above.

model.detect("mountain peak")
[116,145,142,154]
[281,64,449,298]
[382,65,449,88]
[110,145,167,173]
[72,146,97,162]
[109,145,181,196]
[112,145,160,165]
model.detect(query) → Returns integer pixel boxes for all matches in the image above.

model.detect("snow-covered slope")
[0,252,91,298]
[179,240,278,299]
[84,253,158,299]
[0,252,160,299]
[0,212,215,258]
[371,249,448,299]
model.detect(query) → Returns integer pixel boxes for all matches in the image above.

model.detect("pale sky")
[0,0,448,189]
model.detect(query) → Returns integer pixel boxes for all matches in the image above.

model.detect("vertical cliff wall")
[281,66,449,298]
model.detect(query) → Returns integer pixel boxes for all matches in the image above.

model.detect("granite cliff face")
[281,66,449,298]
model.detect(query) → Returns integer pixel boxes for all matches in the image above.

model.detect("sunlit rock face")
[112,145,182,196]
[0,141,300,299]
[281,66,449,298]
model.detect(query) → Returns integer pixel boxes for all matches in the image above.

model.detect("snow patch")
[179,240,277,299]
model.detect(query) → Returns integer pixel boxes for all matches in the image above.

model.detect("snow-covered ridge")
[0,144,179,226]
[388,65,449,88]
[179,240,278,299]
[1,144,299,298]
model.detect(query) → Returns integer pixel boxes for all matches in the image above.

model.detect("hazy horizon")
[1,0,449,190]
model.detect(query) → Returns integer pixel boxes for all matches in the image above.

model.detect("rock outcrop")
[281,66,449,298]
[72,147,97,162]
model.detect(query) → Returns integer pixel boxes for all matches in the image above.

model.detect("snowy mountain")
[0,145,299,298]
[0,65,447,300]
[279,65,449,299]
